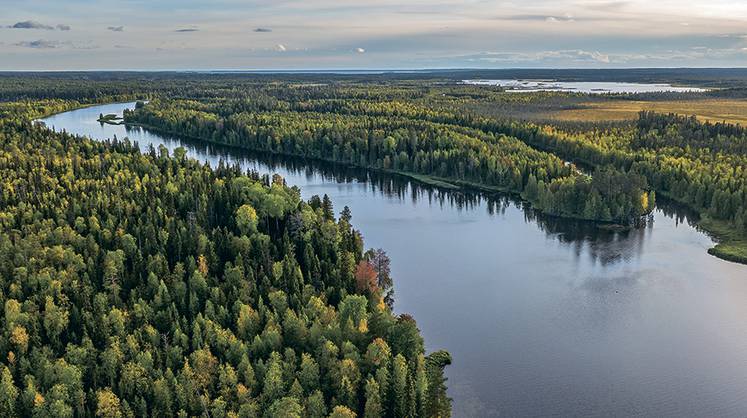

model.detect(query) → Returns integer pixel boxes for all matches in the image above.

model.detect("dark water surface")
[41,103,747,417]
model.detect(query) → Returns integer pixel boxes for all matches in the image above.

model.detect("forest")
[1,70,746,417]
[0,71,742,254]
[124,98,654,225]
[0,99,452,417]
[100,75,744,263]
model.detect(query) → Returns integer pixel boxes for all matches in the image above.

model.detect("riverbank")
[503,130,747,266]
[654,191,747,265]
[46,101,745,265]
[143,115,747,264]
[700,218,747,264]
[32,99,146,121]
[122,118,654,231]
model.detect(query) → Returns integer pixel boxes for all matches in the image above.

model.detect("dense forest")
[0,101,452,417]
[1,69,746,415]
[482,113,747,261]
[124,99,654,225]
[87,74,741,262]
[1,70,741,253]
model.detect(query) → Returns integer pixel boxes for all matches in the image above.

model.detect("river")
[41,102,747,417]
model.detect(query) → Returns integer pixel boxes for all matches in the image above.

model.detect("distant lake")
[41,103,747,418]
[462,79,709,94]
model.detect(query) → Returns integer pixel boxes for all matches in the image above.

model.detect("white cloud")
[461,49,612,65]
[4,0,747,69]
[577,50,610,63]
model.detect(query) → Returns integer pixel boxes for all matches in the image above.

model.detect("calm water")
[41,103,747,417]
[462,79,709,94]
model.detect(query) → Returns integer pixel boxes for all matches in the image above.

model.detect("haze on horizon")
[2,0,747,70]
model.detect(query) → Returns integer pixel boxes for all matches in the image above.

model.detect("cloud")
[530,49,610,64]
[455,47,747,66]
[275,44,287,52]
[15,39,63,49]
[575,50,610,63]
[356,47,365,53]
[502,14,575,22]
[4,0,747,69]
[10,21,54,30]
[9,21,71,30]
[14,39,97,50]
[72,42,99,50]
[462,49,611,65]
[586,1,632,12]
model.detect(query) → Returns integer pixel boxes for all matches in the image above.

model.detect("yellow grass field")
[551,99,747,125]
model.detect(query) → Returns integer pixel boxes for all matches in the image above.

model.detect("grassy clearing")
[699,217,747,264]
[550,99,747,125]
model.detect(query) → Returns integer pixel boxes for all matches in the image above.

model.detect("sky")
[2,0,747,70]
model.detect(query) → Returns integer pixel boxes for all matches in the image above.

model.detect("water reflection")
[126,122,663,268]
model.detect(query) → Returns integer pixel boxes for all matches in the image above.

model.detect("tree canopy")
[0,101,452,417]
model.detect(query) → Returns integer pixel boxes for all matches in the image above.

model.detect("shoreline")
[121,119,653,228]
[39,102,746,265]
[120,119,747,266]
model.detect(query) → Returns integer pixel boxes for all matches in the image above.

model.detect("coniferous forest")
[1,70,747,417]
[112,74,746,262]
[124,98,655,225]
[0,95,451,417]
[6,0,747,410]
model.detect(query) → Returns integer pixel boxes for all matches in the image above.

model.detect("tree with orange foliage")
[365,248,394,308]
[355,260,378,294]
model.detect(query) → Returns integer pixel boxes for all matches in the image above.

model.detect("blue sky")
[2,0,747,70]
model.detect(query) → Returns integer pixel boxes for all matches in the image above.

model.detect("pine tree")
[364,377,382,418]
[425,351,452,418]
[96,389,123,418]
[305,390,327,418]
[392,354,409,418]
[321,194,335,221]
[0,366,18,417]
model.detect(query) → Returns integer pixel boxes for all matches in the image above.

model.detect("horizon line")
[2,67,747,74]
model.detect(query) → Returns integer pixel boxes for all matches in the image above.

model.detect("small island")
[97,112,124,125]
